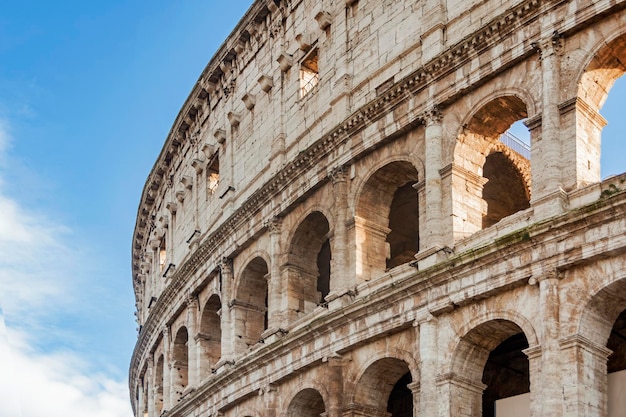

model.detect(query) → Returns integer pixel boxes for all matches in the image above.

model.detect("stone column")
[418,314,437,417]
[536,271,563,417]
[162,327,172,411]
[559,335,612,417]
[420,107,445,251]
[326,355,345,417]
[532,33,564,205]
[328,166,351,306]
[218,258,234,363]
[185,295,199,389]
[146,356,154,417]
[261,384,278,417]
[266,217,283,328]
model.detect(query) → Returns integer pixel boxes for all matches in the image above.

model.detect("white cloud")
[0,326,132,417]
[0,119,133,417]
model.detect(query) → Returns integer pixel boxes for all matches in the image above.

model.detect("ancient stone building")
[129,1,626,416]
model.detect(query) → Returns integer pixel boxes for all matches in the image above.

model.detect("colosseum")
[129,1,626,416]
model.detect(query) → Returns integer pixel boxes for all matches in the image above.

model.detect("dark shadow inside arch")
[386,183,419,269]
[482,152,531,228]
[236,257,269,348]
[172,327,189,401]
[288,211,331,314]
[356,161,419,279]
[355,357,413,417]
[199,293,221,378]
[481,333,530,417]
[387,371,413,417]
[287,388,326,417]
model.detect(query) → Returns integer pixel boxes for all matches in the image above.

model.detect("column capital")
[531,31,564,60]
[420,105,442,127]
[329,165,349,184]
[264,216,283,235]
[219,257,233,271]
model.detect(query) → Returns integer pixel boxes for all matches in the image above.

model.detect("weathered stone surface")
[129,1,626,417]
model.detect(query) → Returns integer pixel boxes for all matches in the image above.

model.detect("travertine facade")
[129,1,626,416]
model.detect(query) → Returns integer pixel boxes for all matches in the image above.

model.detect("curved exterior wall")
[130,1,626,417]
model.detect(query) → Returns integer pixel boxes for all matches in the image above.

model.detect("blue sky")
[0,2,623,416]
[0,2,252,416]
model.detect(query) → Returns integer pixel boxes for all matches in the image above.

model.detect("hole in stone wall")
[386,182,419,270]
[481,333,530,417]
[482,152,531,228]
[387,371,413,417]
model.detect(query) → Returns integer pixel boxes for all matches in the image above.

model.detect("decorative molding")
[227,111,241,127]
[258,74,274,92]
[277,53,293,72]
[214,129,227,144]
[315,11,332,30]
[241,93,256,110]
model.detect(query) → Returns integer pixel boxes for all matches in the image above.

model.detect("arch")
[352,357,415,417]
[574,30,626,183]
[449,316,535,417]
[233,256,269,352]
[285,388,326,417]
[452,93,531,235]
[198,293,222,379]
[172,326,189,401]
[286,210,332,317]
[355,160,420,279]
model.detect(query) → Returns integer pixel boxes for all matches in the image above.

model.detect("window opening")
[316,239,331,303]
[207,152,220,194]
[300,48,319,98]
[159,239,167,271]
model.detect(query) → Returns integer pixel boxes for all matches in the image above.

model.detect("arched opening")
[354,358,414,417]
[482,333,530,417]
[198,294,221,379]
[355,161,419,280]
[450,319,530,417]
[387,183,420,269]
[577,278,626,416]
[287,211,331,318]
[454,95,531,234]
[286,388,326,417]
[234,257,269,352]
[155,355,164,415]
[172,327,189,401]
[574,33,626,186]
[482,151,531,228]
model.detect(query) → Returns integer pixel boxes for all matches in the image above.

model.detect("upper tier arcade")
[130,1,626,417]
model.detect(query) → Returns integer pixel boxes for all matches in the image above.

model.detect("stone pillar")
[420,107,445,251]
[523,345,542,417]
[326,355,345,417]
[146,357,154,417]
[559,335,612,417]
[440,163,487,243]
[408,382,421,417]
[559,97,606,189]
[437,372,486,417]
[218,258,234,363]
[537,271,563,417]
[328,166,352,307]
[266,217,283,328]
[532,33,564,204]
[418,314,437,417]
[261,384,278,417]
[185,295,199,389]
[162,327,172,411]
